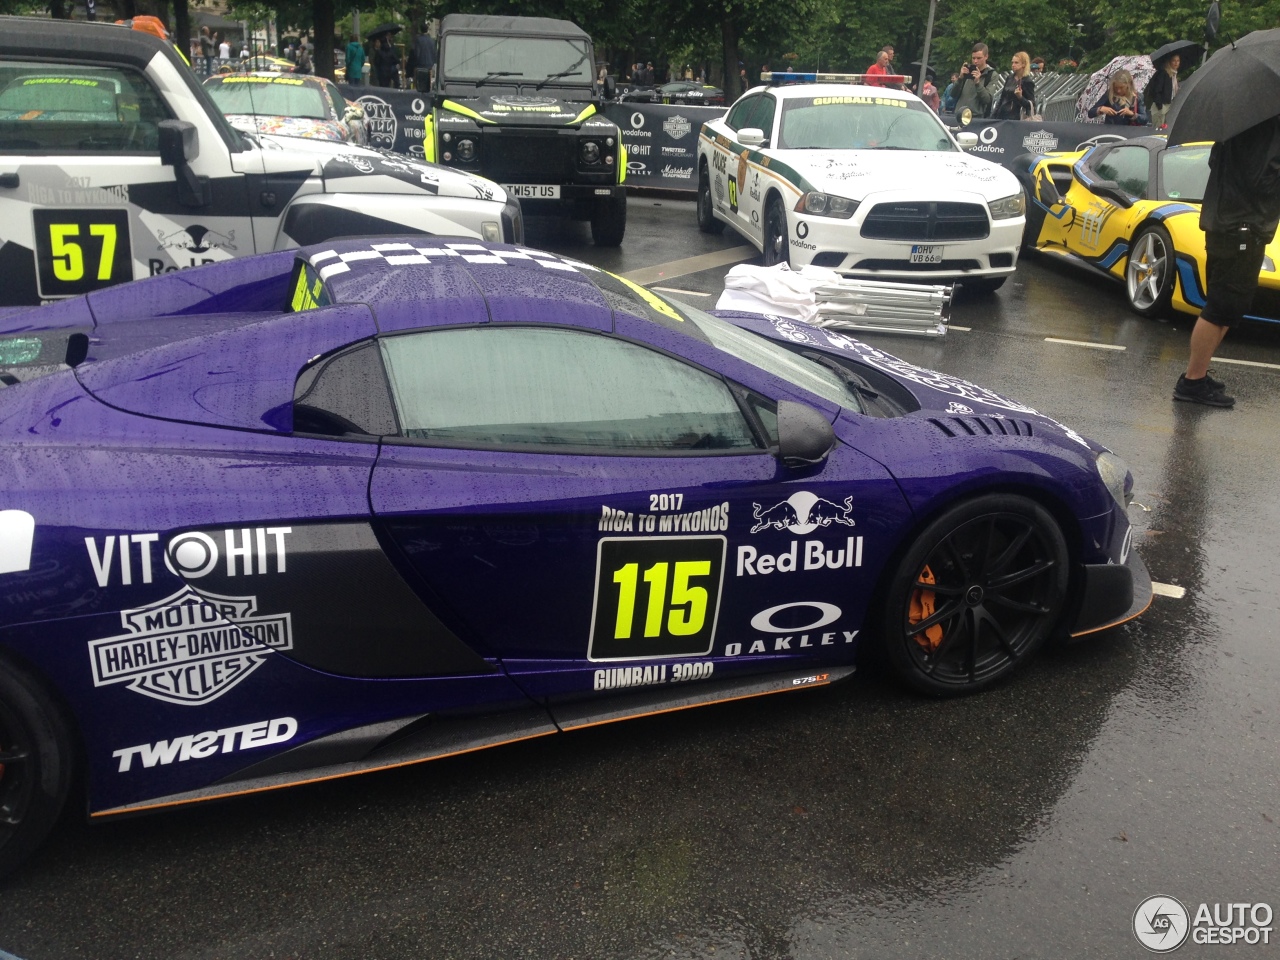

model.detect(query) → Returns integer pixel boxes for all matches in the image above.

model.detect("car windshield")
[0,76,119,117]
[1159,146,1210,202]
[679,300,863,413]
[442,35,591,83]
[206,78,329,120]
[778,95,954,151]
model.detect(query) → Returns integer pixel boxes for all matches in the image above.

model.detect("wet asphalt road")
[2,199,1278,960]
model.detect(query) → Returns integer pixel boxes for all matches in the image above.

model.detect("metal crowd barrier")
[810,276,952,337]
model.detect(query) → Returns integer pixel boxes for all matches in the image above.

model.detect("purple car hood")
[715,310,1105,455]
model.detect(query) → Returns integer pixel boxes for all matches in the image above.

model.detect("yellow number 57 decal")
[33,209,132,299]
[589,536,725,661]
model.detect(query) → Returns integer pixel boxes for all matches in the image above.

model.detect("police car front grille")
[481,132,574,183]
[860,202,990,241]
[852,258,983,272]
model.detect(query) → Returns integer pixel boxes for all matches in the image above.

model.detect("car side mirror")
[158,119,199,166]
[603,75,616,100]
[1089,178,1132,207]
[738,126,766,147]
[158,119,210,207]
[776,400,835,468]
[1036,168,1061,205]
[955,131,979,149]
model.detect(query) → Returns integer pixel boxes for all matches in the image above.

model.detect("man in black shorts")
[1175,115,1280,407]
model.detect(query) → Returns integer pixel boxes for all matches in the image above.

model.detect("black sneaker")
[1174,374,1235,407]
[1204,369,1226,392]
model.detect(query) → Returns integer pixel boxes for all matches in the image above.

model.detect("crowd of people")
[866,40,1183,128]
[190,23,435,89]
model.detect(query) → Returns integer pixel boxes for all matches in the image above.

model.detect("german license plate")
[910,244,943,264]
[503,184,561,199]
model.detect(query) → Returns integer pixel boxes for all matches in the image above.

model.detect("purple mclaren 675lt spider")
[0,239,1150,874]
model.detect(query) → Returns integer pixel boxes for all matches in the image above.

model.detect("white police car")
[696,74,1025,291]
[0,18,520,306]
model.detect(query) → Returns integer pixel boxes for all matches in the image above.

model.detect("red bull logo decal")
[750,491,855,535]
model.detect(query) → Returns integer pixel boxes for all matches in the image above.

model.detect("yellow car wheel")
[1125,224,1176,318]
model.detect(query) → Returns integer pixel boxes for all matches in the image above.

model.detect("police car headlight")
[989,192,1026,220]
[456,138,476,162]
[1096,451,1133,509]
[481,221,502,242]
[580,140,601,164]
[795,192,858,218]
[1263,255,1275,272]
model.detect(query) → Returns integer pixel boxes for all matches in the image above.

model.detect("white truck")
[0,17,522,306]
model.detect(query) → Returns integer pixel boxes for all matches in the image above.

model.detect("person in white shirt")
[218,36,230,59]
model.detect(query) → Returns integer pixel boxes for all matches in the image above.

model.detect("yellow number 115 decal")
[589,536,725,661]
[33,208,132,298]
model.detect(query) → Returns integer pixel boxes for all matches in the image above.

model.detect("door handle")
[0,173,18,189]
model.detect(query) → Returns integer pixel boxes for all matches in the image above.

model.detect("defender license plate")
[910,245,943,264]
[504,184,561,199]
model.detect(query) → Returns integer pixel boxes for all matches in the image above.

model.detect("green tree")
[1093,0,1280,62]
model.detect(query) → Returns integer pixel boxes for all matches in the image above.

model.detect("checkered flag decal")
[309,243,600,281]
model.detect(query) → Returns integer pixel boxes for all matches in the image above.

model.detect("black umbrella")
[1167,28,1280,145]
[367,22,402,40]
[910,60,937,81]
[1149,40,1201,65]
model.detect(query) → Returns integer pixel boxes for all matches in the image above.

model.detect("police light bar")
[761,71,910,86]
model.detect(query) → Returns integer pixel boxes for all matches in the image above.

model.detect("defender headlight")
[456,138,476,162]
[1096,451,1133,509]
[481,221,502,242]
[1264,255,1275,272]
[580,141,601,164]
[989,192,1026,220]
[795,192,858,218]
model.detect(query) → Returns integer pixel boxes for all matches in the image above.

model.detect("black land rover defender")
[426,14,627,246]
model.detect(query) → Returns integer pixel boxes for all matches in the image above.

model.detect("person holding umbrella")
[368,23,403,88]
[1146,41,1199,128]
[1166,29,1280,408]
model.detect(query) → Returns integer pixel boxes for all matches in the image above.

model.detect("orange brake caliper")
[909,565,945,651]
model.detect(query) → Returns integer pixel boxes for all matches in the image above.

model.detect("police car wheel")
[763,198,790,267]
[881,494,1069,697]
[1125,225,1176,318]
[697,165,725,234]
[591,196,627,247]
[0,653,75,877]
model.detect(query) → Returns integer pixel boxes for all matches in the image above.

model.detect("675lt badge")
[589,536,725,661]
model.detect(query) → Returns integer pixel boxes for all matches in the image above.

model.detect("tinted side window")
[294,341,397,438]
[380,326,760,453]
[0,61,170,154]
[1093,146,1151,197]
[748,95,776,138]
[725,95,758,132]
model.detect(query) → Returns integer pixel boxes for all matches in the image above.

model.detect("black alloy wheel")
[882,494,1070,696]
[697,164,725,233]
[0,656,75,878]
[763,197,790,267]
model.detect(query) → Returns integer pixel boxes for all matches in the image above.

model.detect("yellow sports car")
[1019,135,1280,323]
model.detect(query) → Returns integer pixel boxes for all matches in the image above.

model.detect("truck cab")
[427,14,627,246]
[0,17,520,306]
